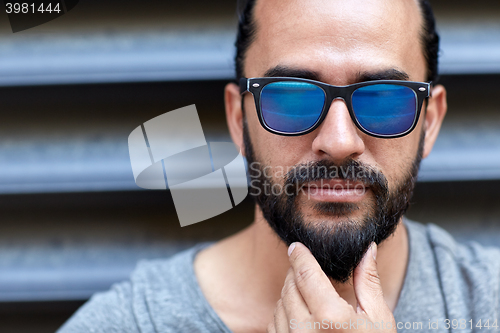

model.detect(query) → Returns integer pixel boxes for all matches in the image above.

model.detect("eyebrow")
[263,66,322,81]
[356,69,410,82]
[263,65,410,83]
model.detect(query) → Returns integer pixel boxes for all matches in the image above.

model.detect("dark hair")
[235,0,440,83]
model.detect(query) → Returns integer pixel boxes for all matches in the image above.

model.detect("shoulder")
[406,219,500,270]
[57,280,138,333]
[406,219,500,317]
[416,220,500,279]
[58,244,214,333]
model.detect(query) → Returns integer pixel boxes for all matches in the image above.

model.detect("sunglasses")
[240,77,431,138]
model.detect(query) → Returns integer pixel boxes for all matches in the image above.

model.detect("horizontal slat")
[418,110,500,181]
[0,29,236,86]
[0,23,499,86]
[0,244,196,302]
[0,124,499,194]
[438,24,500,75]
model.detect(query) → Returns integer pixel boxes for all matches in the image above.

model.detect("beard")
[243,119,423,283]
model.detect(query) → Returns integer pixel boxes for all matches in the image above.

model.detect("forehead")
[247,0,426,83]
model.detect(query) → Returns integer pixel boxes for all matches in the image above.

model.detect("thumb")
[353,242,388,316]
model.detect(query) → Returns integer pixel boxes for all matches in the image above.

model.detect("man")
[59,0,500,332]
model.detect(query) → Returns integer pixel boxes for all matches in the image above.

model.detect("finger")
[281,268,310,319]
[272,299,289,333]
[288,242,349,314]
[267,322,276,333]
[353,243,389,316]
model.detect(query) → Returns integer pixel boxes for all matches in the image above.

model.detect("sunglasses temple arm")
[239,78,249,94]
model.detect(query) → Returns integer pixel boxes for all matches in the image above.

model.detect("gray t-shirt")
[58,220,500,333]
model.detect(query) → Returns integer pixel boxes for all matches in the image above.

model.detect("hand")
[267,242,397,332]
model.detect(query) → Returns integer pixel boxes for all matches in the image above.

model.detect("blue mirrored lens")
[352,84,417,136]
[261,82,325,133]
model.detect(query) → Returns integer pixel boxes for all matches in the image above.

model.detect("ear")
[225,82,246,156]
[422,84,447,159]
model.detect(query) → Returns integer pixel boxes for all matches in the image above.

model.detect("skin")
[194,0,448,332]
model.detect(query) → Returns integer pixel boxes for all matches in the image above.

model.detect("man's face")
[240,0,430,282]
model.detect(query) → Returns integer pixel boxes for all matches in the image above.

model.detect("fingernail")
[371,243,377,261]
[288,243,296,257]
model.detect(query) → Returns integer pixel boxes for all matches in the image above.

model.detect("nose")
[311,98,365,163]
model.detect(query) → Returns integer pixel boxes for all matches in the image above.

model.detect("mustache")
[283,159,389,196]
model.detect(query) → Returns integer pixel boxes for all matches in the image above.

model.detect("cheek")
[365,134,421,190]
[255,135,311,180]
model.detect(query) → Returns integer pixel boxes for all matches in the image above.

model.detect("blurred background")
[0,0,499,331]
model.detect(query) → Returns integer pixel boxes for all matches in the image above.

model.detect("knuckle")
[364,269,381,286]
[294,265,317,287]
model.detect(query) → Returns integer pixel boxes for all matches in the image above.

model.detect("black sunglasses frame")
[240,77,431,139]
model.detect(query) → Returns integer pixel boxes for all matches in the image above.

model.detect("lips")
[302,179,368,203]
